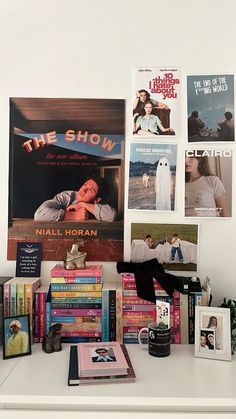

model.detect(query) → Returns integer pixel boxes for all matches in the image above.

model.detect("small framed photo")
[3,315,31,360]
[195,306,231,361]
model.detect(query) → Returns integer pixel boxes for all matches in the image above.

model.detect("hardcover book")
[78,341,129,377]
[51,264,103,278]
[68,344,135,386]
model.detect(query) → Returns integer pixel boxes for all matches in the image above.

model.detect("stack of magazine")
[68,341,135,385]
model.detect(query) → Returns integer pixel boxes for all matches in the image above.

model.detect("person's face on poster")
[76,179,100,204]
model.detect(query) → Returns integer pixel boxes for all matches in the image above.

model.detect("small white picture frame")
[195,306,231,361]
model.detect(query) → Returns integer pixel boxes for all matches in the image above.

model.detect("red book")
[51,264,103,278]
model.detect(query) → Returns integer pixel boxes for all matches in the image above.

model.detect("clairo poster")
[185,149,232,218]
[131,223,199,272]
[187,74,234,142]
[8,98,125,261]
[128,143,177,211]
[132,67,181,137]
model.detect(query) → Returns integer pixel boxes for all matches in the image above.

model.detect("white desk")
[0,344,235,418]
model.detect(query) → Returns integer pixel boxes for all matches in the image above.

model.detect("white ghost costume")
[155,157,172,211]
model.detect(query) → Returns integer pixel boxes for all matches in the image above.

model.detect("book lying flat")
[78,341,128,377]
[68,344,135,386]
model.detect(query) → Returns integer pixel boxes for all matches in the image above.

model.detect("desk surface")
[0,344,235,413]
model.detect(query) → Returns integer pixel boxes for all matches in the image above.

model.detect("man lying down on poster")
[34,175,116,222]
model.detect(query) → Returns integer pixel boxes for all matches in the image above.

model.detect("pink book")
[51,264,103,278]
[78,341,129,377]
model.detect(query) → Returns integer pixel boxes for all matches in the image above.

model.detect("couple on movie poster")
[132,68,181,137]
[187,74,234,142]
[8,98,125,261]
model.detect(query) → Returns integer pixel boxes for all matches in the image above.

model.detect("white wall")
[0,0,235,305]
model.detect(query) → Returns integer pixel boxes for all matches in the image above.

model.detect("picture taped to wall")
[132,67,181,137]
[131,223,199,271]
[187,74,234,142]
[128,143,177,211]
[8,98,125,261]
[185,149,232,218]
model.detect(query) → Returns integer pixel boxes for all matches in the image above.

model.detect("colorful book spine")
[39,291,46,342]
[3,281,11,316]
[180,293,188,344]
[51,302,102,309]
[51,308,102,316]
[51,316,101,323]
[102,288,109,341]
[45,290,51,335]
[123,289,168,296]
[188,293,194,344]
[50,283,102,292]
[60,331,102,338]
[173,291,180,344]
[123,304,156,312]
[16,282,25,315]
[122,296,154,305]
[51,264,103,278]
[51,297,102,304]
[51,277,102,284]
[116,282,123,343]
[10,282,17,316]
[51,291,102,298]
[57,323,101,332]
[123,281,164,290]
[34,292,40,343]
[109,289,116,341]
[61,336,102,343]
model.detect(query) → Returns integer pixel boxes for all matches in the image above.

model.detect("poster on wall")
[187,74,234,142]
[8,98,125,261]
[185,149,232,218]
[132,67,181,137]
[128,143,177,211]
[131,223,199,272]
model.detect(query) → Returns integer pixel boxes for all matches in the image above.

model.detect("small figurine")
[42,323,62,354]
[64,241,87,270]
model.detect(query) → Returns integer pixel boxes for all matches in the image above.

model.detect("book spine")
[121,273,135,282]
[3,282,10,317]
[123,326,146,333]
[123,289,168,297]
[50,284,102,292]
[51,308,102,316]
[51,291,102,298]
[51,302,102,309]
[39,291,46,342]
[109,289,116,341]
[180,293,188,344]
[51,316,101,323]
[122,296,154,305]
[123,317,155,327]
[34,292,40,343]
[10,282,17,316]
[188,293,194,344]
[51,266,102,277]
[102,289,109,342]
[24,284,33,326]
[51,277,102,284]
[51,297,102,304]
[62,336,102,343]
[123,281,164,290]
[61,330,102,338]
[123,304,156,312]
[123,310,156,317]
[173,291,180,344]
[16,282,25,315]
[116,283,123,343]
[45,297,51,335]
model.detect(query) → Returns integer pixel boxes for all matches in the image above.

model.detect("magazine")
[185,149,232,217]
[78,341,129,377]
[132,67,181,137]
[128,143,177,211]
[187,74,234,142]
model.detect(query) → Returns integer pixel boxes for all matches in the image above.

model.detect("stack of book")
[50,264,103,343]
[3,277,41,341]
[68,341,135,385]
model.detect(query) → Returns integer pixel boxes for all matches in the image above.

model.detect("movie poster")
[132,67,181,137]
[185,149,232,218]
[131,223,199,271]
[8,98,125,261]
[187,74,234,142]
[128,143,177,211]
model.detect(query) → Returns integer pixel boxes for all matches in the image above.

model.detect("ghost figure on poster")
[155,157,173,211]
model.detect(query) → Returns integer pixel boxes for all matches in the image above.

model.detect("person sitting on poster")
[133,89,169,120]
[188,111,205,136]
[170,234,184,262]
[217,111,234,141]
[185,154,228,217]
[34,175,117,222]
[134,102,174,136]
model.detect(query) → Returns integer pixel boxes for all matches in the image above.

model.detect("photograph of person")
[185,149,232,217]
[91,347,116,362]
[34,175,116,222]
[133,102,174,136]
[202,314,223,351]
[3,315,31,359]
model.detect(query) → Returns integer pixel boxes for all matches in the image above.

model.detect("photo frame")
[195,306,231,361]
[3,315,31,360]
